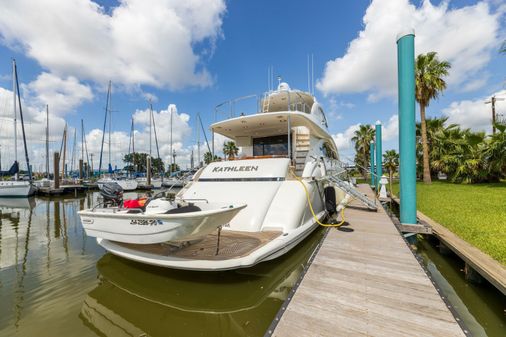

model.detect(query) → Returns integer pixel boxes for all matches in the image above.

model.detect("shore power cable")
[290,169,346,228]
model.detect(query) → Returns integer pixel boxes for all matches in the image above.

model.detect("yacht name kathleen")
[212,165,259,173]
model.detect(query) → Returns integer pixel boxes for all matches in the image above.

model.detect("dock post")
[79,159,83,179]
[375,121,382,191]
[370,140,375,187]
[147,156,151,186]
[397,30,417,225]
[54,152,60,189]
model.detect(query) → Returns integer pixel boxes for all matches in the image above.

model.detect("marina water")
[0,193,504,336]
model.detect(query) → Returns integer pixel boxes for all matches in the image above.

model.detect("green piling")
[370,140,375,187]
[375,121,382,190]
[397,30,417,224]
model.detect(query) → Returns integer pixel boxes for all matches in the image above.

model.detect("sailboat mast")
[108,81,112,167]
[62,124,67,179]
[98,81,111,175]
[197,112,200,167]
[170,106,173,172]
[13,60,32,181]
[12,60,17,164]
[149,102,153,157]
[46,105,49,178]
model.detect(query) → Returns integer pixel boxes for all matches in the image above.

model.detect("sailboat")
[97,81,138,191]
[0,60,35,197]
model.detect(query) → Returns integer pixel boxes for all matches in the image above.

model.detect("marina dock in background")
[269,184,467,337]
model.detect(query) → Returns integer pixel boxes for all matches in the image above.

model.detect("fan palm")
[203,151,218,164]
[483,123,506,180]
[415,52,451,184]
[383,150,399,195]
[223,141,239,160]
[351,124,375,178]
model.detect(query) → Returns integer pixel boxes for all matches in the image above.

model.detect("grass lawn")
[392,181,506,265]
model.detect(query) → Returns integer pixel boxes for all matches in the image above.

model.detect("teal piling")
[375,121,382,190]
[397,30,417,225]
[370,140,375,187]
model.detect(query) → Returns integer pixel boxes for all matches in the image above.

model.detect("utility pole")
[485,96,505,134]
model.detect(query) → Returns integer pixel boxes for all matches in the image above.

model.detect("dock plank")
[272,184,465,337]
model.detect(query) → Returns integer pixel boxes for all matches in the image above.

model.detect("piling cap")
[396,28,415,42]
[375,120,382,126]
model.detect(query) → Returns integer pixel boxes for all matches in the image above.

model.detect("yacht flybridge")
[80,82,360,271]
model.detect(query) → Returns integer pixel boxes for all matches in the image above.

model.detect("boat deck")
[270,184,466,337]
[115,230,282,260]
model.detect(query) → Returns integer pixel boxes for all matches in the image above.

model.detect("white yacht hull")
[97,211,323,271]
[0,181,36,197]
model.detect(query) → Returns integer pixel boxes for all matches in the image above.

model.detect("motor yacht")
[85,82,350,270]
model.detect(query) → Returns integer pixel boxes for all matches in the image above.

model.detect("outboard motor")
[324,186,337,215]
[99,182,123,207]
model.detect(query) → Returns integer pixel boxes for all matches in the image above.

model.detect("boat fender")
[324,186,337,215]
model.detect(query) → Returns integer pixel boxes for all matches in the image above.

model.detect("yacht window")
[253,135,288,156]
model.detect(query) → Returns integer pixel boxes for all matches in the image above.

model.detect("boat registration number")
[130,219,163,226]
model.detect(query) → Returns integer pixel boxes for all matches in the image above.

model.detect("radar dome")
[277,82,290,91]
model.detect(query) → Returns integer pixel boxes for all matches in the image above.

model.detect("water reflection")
[81,228,324,337]
[0,194,103,337]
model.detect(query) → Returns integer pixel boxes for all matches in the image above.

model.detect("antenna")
[307,55,310,93]
[311,54,314,95]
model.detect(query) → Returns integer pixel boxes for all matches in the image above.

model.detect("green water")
[0,192,325,337]
[415,237,506,337]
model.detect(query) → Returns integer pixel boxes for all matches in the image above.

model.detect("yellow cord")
[291,171,346,227]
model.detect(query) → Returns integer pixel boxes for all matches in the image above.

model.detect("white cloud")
[382,115,398,141]
[442,90,506,133]
[317,0,502,98]
[84,103,196,170]
[332,123,360,152]
[25,72,93,116]
[0,86,67,172]
[0,0,226,90]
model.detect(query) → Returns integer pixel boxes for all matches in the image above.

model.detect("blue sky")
[0,0,504,171]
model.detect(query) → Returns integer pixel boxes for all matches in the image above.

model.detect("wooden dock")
[270,185,466,337]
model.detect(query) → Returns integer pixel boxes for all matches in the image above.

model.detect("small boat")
[0,180,35,197]
[78,198,246,244]
[98,176,138,191]
[161,177,185,188]
[136,177,162,189]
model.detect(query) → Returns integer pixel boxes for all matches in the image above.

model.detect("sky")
[0,0,504,172]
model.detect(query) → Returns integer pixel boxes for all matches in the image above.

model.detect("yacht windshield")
[253,135,288,156]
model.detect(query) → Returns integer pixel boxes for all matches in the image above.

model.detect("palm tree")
[203,151,218,164]
[222,141,239,160]
[383,150,399,195]
[351,124,375,178]
[415,52,451,184]
[483,123,506,181]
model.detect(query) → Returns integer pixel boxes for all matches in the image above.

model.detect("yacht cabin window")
[253,135,288,156]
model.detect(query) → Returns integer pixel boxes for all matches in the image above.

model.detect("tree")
[483,123,506,181]
[123,152,164,174]
[203,151,219,164]
[383,150,399,195]
[351,124,375,178]
[415,52,451,184]
[223,141,239,160]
